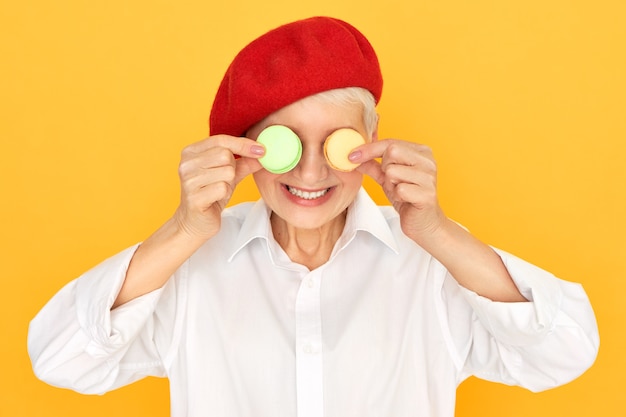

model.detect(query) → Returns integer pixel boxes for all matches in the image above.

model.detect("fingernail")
[251,145,265,155]
[348,150,362,162]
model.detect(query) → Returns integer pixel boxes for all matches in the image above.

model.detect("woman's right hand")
[173,135,265,241]
[113,135,264,308]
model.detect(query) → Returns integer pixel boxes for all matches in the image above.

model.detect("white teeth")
[287,186,329,200]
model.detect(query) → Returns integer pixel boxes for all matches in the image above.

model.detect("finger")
[234,156,264,184]
[180,143,263,178]
[389,182,438,210]
[355,159,385,185]
[182,153,264,195]
[381,142,434,171]
[180,146,235,174]
[178,152,232,191]
[184,181,235,211]
[182,165,237,192]
[348,139,393,163]
[185,135,266,159]
[350,139,434,170]
[349,138,418,163]
[383,164,437,189]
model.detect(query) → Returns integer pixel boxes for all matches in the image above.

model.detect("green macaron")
[256,125,302,174]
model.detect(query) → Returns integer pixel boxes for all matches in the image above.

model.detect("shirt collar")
[227,198,273,263]
[227,187,399,263]
[335,188,399,255]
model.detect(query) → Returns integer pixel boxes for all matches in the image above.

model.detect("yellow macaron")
[324,128,366,171]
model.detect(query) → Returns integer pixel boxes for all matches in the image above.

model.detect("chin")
[273,202,350,230]
[277,212,334,230]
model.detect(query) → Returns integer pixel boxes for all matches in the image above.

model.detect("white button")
[306,279,315,288]
[302,343,320,355]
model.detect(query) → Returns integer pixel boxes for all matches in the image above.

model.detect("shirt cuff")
[74,244,164,357]
[458,247,563,346]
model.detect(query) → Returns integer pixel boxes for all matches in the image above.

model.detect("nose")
[293,140,330,182]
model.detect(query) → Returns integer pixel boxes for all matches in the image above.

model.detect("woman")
[29,16,599,417]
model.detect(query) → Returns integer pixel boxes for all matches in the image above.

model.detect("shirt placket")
[295,269,323,417]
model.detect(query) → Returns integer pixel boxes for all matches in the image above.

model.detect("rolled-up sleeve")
[28,245,167,394]
[450,248,599,392]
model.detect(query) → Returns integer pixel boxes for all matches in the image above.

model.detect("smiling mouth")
[286,185,331,200]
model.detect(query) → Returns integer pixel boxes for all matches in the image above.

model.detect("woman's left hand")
[352,138,526,302]
[351,139,447,243]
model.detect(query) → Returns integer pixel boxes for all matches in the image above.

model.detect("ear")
[371,113,380,141]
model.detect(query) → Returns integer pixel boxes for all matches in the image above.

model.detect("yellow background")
[2,0,624,416]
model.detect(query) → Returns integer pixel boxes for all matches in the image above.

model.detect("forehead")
[248,96,364,139]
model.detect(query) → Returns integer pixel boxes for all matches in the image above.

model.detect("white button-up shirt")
[28,188,599,417]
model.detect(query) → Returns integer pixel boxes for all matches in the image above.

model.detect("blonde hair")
[310,87,378,137]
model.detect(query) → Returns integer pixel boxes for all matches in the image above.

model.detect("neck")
[271,211,347,270]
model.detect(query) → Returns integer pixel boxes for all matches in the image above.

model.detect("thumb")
[234,156,264,184]
[355,159,385,186]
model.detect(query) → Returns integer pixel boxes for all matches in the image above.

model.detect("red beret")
[209,16,383,137]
